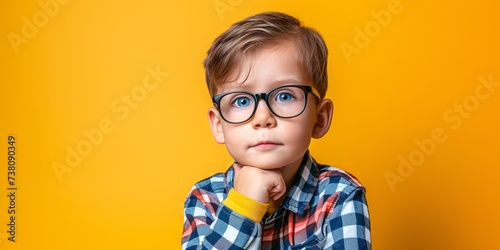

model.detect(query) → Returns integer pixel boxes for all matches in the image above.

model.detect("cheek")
[282,119,315,143]
[221,128,253,162]
[220,125,247,149]
[295,108,317,134]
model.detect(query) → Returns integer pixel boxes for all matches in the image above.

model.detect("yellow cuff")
[222,188,268,222]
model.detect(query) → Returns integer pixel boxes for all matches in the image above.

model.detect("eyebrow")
[271,78,304,85]
[223,78,305,93]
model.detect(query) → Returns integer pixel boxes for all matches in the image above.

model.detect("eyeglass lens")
[218,86,308,123]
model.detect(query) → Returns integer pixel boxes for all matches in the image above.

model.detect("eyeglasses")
[212,85,321,124]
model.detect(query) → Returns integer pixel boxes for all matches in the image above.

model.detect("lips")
[250,140,282,150]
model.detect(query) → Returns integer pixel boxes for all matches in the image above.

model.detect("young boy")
[182,12,371,249]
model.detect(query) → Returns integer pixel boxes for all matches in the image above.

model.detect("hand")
[233,163,286,203]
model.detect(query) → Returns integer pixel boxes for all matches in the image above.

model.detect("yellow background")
[1,0,499,249]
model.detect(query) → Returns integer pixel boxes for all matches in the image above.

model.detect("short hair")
[204,12,329,99]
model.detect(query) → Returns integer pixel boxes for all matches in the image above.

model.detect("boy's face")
[208,41,333,171]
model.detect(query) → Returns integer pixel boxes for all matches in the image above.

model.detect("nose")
[251,99,277,128]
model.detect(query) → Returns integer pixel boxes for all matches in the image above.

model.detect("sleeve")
[324,186,371,250]
[181,187,263,250]
[222,188,268,222]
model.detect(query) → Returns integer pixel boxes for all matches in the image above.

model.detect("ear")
[208,107,226,144]
[312,99,334,139]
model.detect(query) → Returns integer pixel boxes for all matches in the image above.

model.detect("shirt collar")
[281,151,319,215]
[225,151,320,215]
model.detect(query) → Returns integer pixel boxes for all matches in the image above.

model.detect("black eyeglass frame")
[212,85,321,124]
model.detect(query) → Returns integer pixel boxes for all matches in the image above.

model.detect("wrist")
[234,185,269,203]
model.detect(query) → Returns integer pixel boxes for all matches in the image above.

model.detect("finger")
[233,162,242,174]
[266,171,285,199]
[269,191,285,201]
[269,181,286,201]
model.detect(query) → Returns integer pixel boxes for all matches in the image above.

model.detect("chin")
[238,156,297,170]
[230,148,306,169]
[248,163,283,170]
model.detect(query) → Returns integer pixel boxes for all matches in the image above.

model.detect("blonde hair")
[204,12,328,99]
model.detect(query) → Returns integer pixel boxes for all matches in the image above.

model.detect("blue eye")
[276,92,294,102]
[232,96,252,108]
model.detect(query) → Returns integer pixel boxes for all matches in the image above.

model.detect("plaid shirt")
[182,152,371,249]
